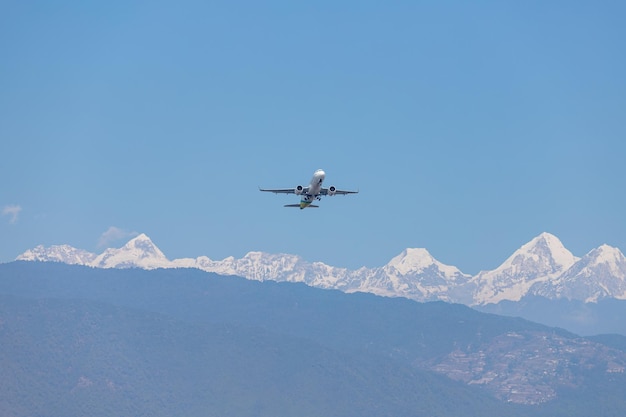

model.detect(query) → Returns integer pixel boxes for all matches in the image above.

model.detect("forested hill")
[1,262,626,416]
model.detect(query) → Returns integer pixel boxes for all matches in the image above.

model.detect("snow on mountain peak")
[571,244,626,283]
[590,244,625,268]
[131,233,150,242]
[387,248,436,275]
[533,244,626,302]
[526,232,579,270]
[12,231,626,305]
[383,247,465,280]
[91,234,170,269]
[471,233,580,305]
[16,244,96,265]
[122,234,166,258]
[494,232,578,277]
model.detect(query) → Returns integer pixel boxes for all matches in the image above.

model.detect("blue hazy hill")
[1,261,626,416]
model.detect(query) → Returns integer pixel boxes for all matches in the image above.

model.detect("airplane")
[260,169,358,209]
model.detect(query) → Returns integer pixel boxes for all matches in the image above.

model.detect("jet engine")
[295,185,304,195]
[327,186,337,196]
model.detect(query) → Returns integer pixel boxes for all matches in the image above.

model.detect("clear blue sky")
[2,1,625,274]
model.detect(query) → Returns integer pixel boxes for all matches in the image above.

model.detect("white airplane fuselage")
[299,169,325,209]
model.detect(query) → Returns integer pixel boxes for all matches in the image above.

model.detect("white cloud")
[98,226,138,248]
[2,205,22,224]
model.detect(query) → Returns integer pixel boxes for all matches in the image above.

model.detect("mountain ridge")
[15,232,626,306]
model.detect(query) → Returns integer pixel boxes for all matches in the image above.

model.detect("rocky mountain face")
[15,232,626,306]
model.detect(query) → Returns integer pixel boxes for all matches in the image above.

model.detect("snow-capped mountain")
[173,251,352,289]
[470,233,580,305]
[14,232,626,305]
[356,248,472,302]
[17,244,97,265]
[531,244,626,302]
[174,247,468,301]
[91,233,171,269]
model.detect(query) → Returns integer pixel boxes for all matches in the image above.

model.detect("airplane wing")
[320,188,359,196]
[259,187,310,195]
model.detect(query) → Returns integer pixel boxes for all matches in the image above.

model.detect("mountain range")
[17,232,626,307]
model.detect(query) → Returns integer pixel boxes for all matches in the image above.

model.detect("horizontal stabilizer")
[283,204,319,208]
